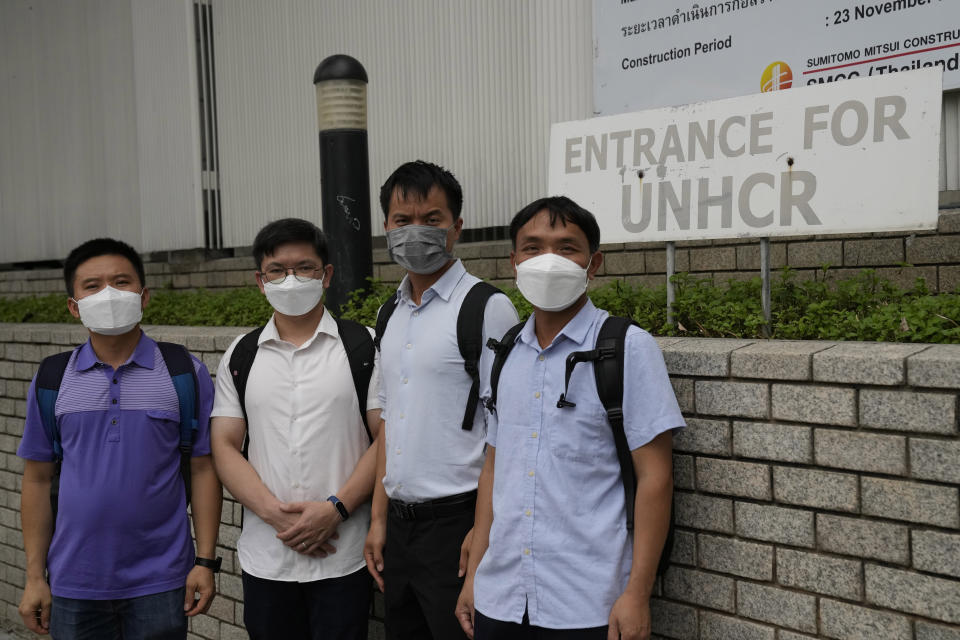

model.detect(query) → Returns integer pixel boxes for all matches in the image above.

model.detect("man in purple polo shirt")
[16,238,222,639]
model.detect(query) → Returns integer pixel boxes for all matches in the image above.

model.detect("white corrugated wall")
[0,0,202,263]
[130,0,205,253]
[941,91,960,192]
[212,0,594,246]
[0,0,142,263]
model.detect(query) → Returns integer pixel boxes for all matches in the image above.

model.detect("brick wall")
[0,323,958,639]
[2,210,959,298]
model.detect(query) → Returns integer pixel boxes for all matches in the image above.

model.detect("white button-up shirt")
[474,300,685,628]
[212,310,381,582]
[378,260,518,502]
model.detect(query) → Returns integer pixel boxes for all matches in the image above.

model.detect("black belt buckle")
[390,500,417,521]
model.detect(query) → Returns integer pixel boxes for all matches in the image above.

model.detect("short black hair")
[509,196,602,254]
[63,238,145,298]
[252,218,329,268]
[379,160,463,220]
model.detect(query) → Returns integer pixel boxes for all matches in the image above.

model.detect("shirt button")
[413,311,420,317]
[402,377,408,384]
[111,399,117,405]
[534,391,541,399]
[523,548,531,556]
[531,432,538,438]
[528,470,535,477]
[396,448,401,455]
[524,509,531,516]
[538,355,545,361]
[406,343,412,350]
[112,379,118,384]
[399,412,405,419]
[111,419,117,425]
[292,482,299,488]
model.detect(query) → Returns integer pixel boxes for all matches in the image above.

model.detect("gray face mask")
[386,224,455,274]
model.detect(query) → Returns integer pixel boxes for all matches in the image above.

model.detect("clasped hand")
[274,500,341,558]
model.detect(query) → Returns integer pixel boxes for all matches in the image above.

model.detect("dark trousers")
[383,496,475,640]
[475,610,608,640]
[49,587,187,640]
[241,567,371,640]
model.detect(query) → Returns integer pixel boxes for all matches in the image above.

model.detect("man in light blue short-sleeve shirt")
[457,197,684,640]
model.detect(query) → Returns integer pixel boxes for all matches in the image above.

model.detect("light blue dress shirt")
[377,259,519,502]
[474,299,685,629]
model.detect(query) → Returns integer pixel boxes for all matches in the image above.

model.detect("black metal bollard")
[313,54,372,314]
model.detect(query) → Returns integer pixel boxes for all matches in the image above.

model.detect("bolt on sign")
[548,69,941,243]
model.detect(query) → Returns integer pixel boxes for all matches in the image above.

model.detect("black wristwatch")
[195,556,222,573]
[327,495,350,521]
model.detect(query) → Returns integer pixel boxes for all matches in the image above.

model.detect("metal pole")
[666,241,676,327]
[760,237,771,338]
[313,55,373,314]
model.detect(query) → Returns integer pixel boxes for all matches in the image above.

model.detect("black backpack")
[374,281,501,432]
[35,342,199,527]
[486,315,675,576]
[228,316,376,450]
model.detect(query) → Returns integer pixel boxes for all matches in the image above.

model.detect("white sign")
[595,0,960,115]
[549,69,941,243]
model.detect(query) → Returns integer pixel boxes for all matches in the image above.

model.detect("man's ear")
[509,251,518,278]
[587,252,604,280]
[448,217,464,249]
[67,297,80,320]
[140,287,151,308]
[322,264,334,288]
[255,272,266,295]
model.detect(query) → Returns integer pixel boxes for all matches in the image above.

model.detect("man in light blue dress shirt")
[364,161,519,640]
[457,196,685,640]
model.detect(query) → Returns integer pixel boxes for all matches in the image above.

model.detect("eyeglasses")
[258,265,323,284]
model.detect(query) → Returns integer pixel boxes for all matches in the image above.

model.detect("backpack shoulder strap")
[157,342,199,506]
[484,320,526,414]
[373,293,400,352]
[229,327,264,457]
[593,317,633,527]
[456,282,501,431]
[593,316,674,575]
[334,316,376,442]
[35,351,73,460]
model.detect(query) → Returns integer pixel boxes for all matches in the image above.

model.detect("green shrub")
[2,270,958,343]
[143,287,273,326]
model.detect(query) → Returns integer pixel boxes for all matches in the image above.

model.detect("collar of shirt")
[258,307,337,349]
[74,331,156,371]
[397,259,467,306]
[518,298,598,351]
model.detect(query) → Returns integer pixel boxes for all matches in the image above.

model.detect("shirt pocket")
[547,402,611,462]
[145,410,181,441]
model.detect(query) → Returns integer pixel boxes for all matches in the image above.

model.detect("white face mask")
[263,276,326,317]
[73,286,144,336]
[515,253,589,312]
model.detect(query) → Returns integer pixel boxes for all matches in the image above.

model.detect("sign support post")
[666,241,676,327]
[760,238,771,338]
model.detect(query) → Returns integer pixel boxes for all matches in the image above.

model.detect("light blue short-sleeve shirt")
[377,260,518,502]
[474,300,685,629]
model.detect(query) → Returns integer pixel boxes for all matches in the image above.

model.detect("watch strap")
[195,556,222,573]
[327,495,350,521]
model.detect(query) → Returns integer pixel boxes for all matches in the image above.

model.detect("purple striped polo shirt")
[17,333,214,600]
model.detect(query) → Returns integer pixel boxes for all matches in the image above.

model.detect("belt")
[388,490,477,521]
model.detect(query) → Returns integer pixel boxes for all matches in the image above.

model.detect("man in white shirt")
[211,218,381,640]
[363,161,518,640]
